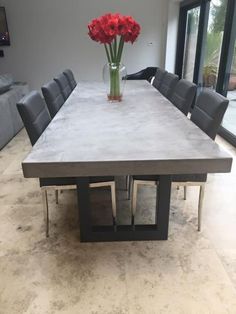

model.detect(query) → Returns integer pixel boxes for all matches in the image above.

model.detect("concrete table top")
[22,81,232,178]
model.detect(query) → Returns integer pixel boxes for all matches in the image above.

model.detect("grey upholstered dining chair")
[158,72,179,100]
[131,89,229,231]
[169,79,197,115]
[126,67,158,82]
[63,69,77,90]
[17,91,116,237]
[42,80,65,118]
[54,73,72,100]
[152,68,167,90]
[17,91,52,146]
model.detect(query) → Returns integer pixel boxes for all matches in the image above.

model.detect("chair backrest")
[158,72,179,99]
[63,69,77,90]
[42,80,65,118]
[191,89,229,140]
[126,67,158,82]
[54,73,72,100]
[17,91,51,146]
[152,68,167,90]
[170,79,197,115]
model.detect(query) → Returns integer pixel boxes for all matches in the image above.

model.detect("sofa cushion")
[0,74,13,94]
[0,84,29,149]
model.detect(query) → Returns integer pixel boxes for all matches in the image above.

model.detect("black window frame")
[175,0,236,146]
[218,0,236,145]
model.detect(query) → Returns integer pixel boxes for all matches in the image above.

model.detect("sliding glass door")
[182,7,201,81]
[202,0,227,89]
[176,0,236,146]
[221,38,236,139]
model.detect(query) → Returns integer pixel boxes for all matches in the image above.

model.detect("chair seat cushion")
[89,176,114,183]
[0,83,11,94]
[133,175,159,181]
[0,74,13,94]
[39,176,114,187]
[172,173,207,182]
[133,173,207,183]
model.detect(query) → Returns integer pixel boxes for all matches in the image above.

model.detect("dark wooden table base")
[76,175,171,242]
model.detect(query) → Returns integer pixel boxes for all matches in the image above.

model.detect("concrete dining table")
[22,81,232,242]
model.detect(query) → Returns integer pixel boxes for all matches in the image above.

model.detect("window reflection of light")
[212,0,222,7]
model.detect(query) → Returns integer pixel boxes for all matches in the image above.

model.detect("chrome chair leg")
[127,175,132,200]
[126,175,129,190]
[41,182,117,238]
[110,182,117,226]
[131,181,138,225]
[184,186,187,200]
[90,181,117,228]
[55,190,59,204]
[42,189,49,237]
[198,184,205,232]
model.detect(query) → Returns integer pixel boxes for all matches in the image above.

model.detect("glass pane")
[222,40,236,135]
[202,0,228,89]
[182,7,200,81]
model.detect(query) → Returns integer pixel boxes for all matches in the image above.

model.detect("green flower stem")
[110,66,120,98]
[105,36,125,100]
[117,37,124,63]
[114,36,117,61]
[104,44,111,63]
[109,43,114,63]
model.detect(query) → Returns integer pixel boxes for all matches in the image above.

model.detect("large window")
[176,0,236,146]
[202,0,227,89]
[182,7,200,81]
[222,39,236,135]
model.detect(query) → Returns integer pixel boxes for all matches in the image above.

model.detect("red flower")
[117,16,128,36]
[88,13,141,45]
[123,21,141,43]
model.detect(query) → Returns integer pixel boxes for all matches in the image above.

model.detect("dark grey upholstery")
[173,90,228,182]
[170,79,197,115]
[42,80,65,118]
[54,73,72,100]
[17,91,51,146]
[17,91,114,188]
[132,90,228,185]
[191,89,229,140]
[152,68,167,90]
[172,173,207,182]
[133,174,207,183]
[158,73,179,99]
[126,67,158,82]
[63,69,77,90]
[133,175,159,181]
[40,176,114,187]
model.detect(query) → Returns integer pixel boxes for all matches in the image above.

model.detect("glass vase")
[103,63,127,102]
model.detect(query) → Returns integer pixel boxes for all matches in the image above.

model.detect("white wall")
[0,0,169,90]
[165,0,180,73]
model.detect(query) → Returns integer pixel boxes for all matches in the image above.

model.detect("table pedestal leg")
[76,175,171,242]
[76,177,91,242]
[156,175,172,240]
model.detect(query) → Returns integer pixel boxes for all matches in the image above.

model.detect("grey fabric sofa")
[0,84,29,149]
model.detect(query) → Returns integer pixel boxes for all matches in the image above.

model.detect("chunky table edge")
[22,157,233,178]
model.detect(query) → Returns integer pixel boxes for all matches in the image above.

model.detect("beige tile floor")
[0,129,236,314]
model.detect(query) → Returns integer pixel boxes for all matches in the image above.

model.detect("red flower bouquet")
[88,13,141,101]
